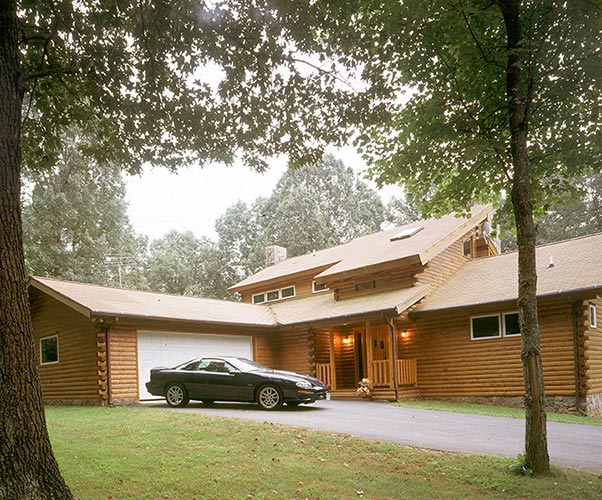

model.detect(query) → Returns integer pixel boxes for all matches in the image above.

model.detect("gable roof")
[230,204,493,291]
[413,233,602,314]
[29,277,276,327]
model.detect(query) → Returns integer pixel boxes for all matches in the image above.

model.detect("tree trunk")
[499,0,550,474]
[0,2,76,498]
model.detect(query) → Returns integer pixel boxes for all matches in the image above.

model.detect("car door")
[197,359,245,400]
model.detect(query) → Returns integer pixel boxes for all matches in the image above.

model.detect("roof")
[29,276,428,328]
[269,285,430,326]
[413,233,602,314]
[29,277,276,327]
[230,204,493,291]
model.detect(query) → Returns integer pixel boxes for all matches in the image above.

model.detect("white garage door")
[137,331,253,400]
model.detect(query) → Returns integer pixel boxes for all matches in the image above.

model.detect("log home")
[29,204,602,416]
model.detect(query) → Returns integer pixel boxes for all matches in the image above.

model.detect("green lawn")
[47,406,602,500]
[394,400,602,426]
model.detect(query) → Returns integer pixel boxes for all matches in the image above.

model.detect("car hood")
[258,370,327,388]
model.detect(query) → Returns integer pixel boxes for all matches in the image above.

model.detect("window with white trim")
[252,286,296,304]
[503,312,521,337]
[312,281,329,293]
[40,335,59,365]
[252,293,265,304]
[471,314,501,340]
[590,304,597,329]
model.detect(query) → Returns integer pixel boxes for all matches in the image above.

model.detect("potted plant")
[356,378,373,399]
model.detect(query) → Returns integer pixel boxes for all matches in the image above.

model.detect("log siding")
[30,291,101,404]
[584,296,602,395]
[405,300,577,398]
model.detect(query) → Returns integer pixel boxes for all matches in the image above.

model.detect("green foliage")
[298,1,602,217]
[508,454,534,477]
[146,230,224,297]
[500,173,602,251]
[18,1,378,174]
[22,131,148,288]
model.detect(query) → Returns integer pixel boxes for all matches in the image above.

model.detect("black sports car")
[145,356,329,410]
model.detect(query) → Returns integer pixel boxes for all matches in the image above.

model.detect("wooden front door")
[367,325,392,387]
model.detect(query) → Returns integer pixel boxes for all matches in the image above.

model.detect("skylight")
[390,226,424,241]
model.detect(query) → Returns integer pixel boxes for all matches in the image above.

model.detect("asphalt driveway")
[145,399,602,473]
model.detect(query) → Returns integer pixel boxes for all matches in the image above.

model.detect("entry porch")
[312,321,419,401]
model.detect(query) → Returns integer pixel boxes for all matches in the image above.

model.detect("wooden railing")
[396,358,418,386]
[316,363,332,388]
[371,360,391,387]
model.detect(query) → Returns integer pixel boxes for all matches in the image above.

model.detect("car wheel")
[165,383,189,408]
[257,384,283,410]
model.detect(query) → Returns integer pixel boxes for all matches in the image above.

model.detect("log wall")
[405,299,578,397]
[30,291,102,403]
[108,323,139,404]
[274,328,314,376]
[415,237,470,289]
[584,296,602,395]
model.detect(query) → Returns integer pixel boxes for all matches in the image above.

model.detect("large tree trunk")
[499,0,550,474]
[0,2,76,498]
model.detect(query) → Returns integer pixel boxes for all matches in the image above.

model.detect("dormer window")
[252,286,296,304]
[390,226,423,241]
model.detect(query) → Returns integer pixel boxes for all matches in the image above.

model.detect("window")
[355,281,373,291]
[252,286,296,303]
[503,312,521,337]
[40,335,59,364]
[312,281,329,293]
[355,277,393,292]
[463,237,473,257]
[252,293,265,304]
[471,315,501,340]
[591,304,597,329]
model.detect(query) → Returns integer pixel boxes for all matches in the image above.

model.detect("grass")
[393,400,602,426]
[46,406,602,500]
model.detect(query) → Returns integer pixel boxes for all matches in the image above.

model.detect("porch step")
[329,389,358,400]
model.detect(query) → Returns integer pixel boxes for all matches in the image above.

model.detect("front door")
[367,325,391,387]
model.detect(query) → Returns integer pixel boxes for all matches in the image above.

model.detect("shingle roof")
[30,277,276,327]
[30,277,429,328]
[230,204,493,291]
[413,233,602,313]
[269,285,430,326]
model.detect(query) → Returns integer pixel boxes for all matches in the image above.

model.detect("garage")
[137,331,254,400]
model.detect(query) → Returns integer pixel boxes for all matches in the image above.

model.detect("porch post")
[365,321,373,382]
[329,326,337,391]
[386,317,399,401]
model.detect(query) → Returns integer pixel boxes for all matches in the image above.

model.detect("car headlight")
[295,380,312,389]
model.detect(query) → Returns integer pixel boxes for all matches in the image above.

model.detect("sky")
[124,146,405,242]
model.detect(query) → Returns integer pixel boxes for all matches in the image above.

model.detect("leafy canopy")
[19,0,381,174]
[294,1,601,216]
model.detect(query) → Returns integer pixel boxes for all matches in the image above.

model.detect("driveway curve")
[145,399,602,473]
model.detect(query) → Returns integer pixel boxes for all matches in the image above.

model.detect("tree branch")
[19,65,76,87]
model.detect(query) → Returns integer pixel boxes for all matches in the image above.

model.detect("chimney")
[265,245,287,267]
